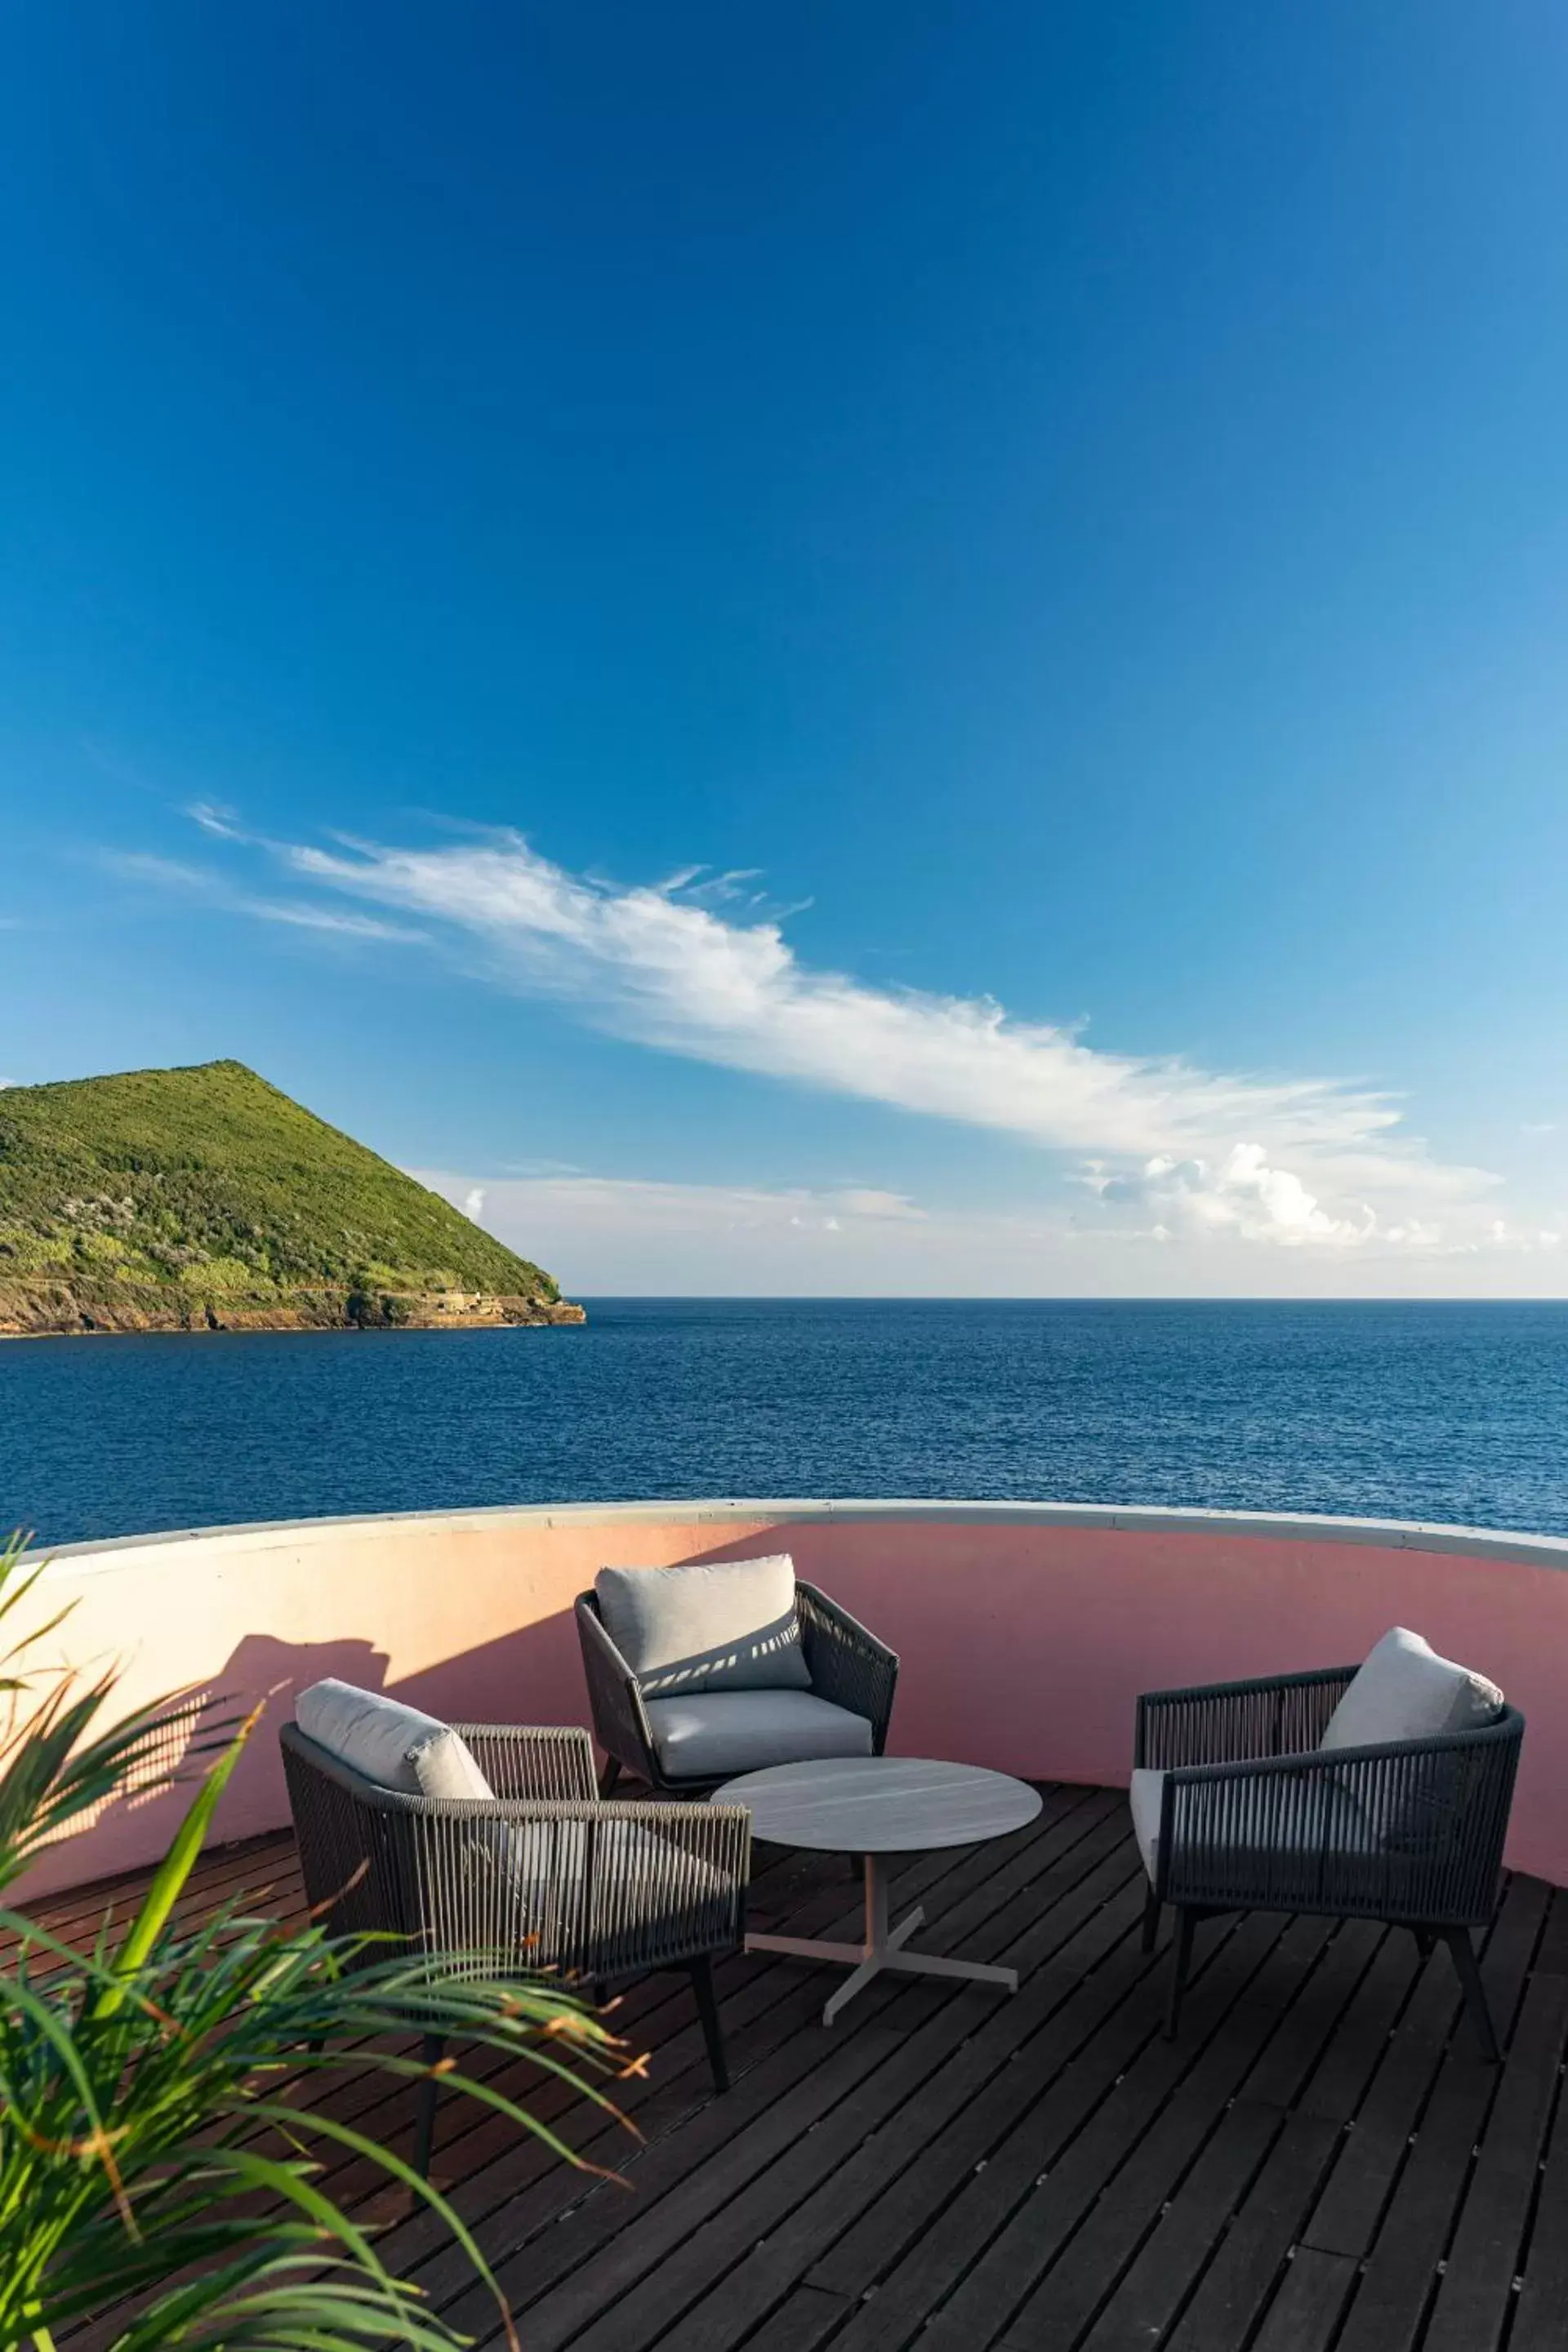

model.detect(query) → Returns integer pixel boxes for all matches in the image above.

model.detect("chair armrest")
[796,1581,899,1753]
[576,1594,660,1782]
[1152,1711,1523,1926]
[454,1724,597,1802]
[1134,1664,1358,1768]
[586,1799,753,1970]
[431,1795,752,1975]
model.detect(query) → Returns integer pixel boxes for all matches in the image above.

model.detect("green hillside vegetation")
[0,1059,581,1335]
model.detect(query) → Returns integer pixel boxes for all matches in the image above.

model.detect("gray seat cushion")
[596,1555,812,1697]
[1319,1627,1503,1753]
[645,1690,873,1781]
[296,1678,494,1802]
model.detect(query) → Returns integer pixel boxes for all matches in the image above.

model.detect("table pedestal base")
[744,1852,1020,2025]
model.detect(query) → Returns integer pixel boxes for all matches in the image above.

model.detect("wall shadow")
[23,1602,600,1900]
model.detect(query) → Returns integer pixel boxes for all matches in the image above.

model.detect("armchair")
[1133,1657,1523,2058]
[578,1565,898,1795]
[281,1715,750,2172]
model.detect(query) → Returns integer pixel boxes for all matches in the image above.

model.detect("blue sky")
[2,1,1565,1294]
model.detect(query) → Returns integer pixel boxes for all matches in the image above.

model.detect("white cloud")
[107,814,1535,1260]
[416,1167,1563,1299]
[240,899,427,943]
[1088,1147,1382,1248]
[188,801,251,842]
[271,829,1500,1246]
[101,851,212,890]
[100,850,427,945]
[285,832,1396,1156]
[462,1186,487,1219]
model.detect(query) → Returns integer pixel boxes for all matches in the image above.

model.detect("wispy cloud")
[241,899,427,942]
[271,828,1499,1246]
[99,849,428,945]
[280,832,1386,1163]
[100,851,213,890]
[110,816,1512,1253]
[416,1167,1562,1298]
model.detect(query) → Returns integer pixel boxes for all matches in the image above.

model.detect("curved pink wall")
[20,1502,1568,1898]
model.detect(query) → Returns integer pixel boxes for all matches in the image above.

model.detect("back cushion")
[595,1554,813,1696]
[1319,1628,1503,1753]
[296,1678,495,1802]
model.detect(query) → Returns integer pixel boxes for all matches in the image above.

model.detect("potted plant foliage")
[0,1532,627,2351]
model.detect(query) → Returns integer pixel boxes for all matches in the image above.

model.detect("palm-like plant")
[0,1532,629,2352]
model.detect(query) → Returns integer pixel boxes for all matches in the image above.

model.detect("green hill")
[0,1059,582,1336]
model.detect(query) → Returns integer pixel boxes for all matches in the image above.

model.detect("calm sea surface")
[3,1298,1566,1549]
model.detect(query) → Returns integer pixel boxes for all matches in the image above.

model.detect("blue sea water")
[2,1298,1566,1550]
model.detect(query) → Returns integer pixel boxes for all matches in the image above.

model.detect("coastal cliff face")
[0,1282,586,1337]
[0,1059,584,1339]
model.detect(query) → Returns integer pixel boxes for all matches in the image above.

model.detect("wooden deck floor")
[30,1785,1568,2352]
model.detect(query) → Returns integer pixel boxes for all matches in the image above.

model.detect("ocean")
[3,1298,1566,1551]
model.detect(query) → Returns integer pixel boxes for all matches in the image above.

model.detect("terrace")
[24,1500,1568,2351]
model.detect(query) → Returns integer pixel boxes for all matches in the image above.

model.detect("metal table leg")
[744,1852,1020,2025]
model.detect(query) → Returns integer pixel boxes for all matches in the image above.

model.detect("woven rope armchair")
[1134,1664,1524,2059]
[280,1720,750,2171]
[577,1579,899,1796]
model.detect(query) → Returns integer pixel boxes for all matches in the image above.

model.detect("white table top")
[711,1756,1042,1855]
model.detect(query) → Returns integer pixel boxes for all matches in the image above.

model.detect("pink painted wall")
[18,1504,1568,1898]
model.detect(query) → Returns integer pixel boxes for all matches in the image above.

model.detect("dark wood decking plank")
[48,1809,1568,2352]
[1328,1882,1552,2352]
[1417,1965,1568,2352]
[1054,2097,1285,2352]
[62,1841,864,2352]
[1160,2111,1343,2352]
[62,1828,938,2352]
[345,1832,991,2279]
[1245,2249,1358,2352]
[287,1825,857,2209]
[461,1806,1139,2348]
[802,1881,1178,2352]
[405,1791,1098,2265]
[1070,1922,1388,2352]
[1294,1918,1423,2123]
[7,1828,297,1943]
[996,1912,1362,2352]
[1069,1920,1388,2352]
[653,1861,1160,2352]
[817,1913,1261,2352]
[341,1806,1082,2282]
[1527,1881,1568,1978]
[800,1847,1152,2305]
[440,1801,1096,2345]
[1509,1960,1568,2352]
[11,1833,303,1974]
[1145,1919,1433,2352]
[1300,1873,1546,2263]
[742,2285,855,2352]
[856,1908,1302,2352]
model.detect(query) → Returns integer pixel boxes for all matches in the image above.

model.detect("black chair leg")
[1443,1927,1500,2064]
[598,1757,622,1798]
[1411,1927,1435,1962]
[1165,1909,1195,2039]
[689,1956,728,2092]
[412,2030,444,2178]
[1141,1884,1161,1954]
